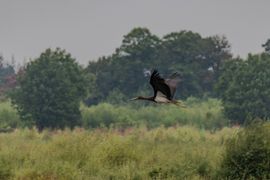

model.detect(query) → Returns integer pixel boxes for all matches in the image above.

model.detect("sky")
[0,0,269,66]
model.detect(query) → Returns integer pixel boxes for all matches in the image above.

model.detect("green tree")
[116,27,160,62]
[86,56,114,101]
[0,54,15,85]
[262,39,270,53]
[216,53,270,124]
[114,27,161,95]
[0,54,16,99]
[159,31,231,98]
[10,48,88,130]
[86,28,232,103]
[86,27,160,103]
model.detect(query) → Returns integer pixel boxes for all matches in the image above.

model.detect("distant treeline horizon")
[1,27,270,129]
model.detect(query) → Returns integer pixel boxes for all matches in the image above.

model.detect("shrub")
[81,98,227,130]
[0,101,21,130]
[220,121,270,179]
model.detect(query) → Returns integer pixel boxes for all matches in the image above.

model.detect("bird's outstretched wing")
[150,70,172,100]
[165,72,181,98]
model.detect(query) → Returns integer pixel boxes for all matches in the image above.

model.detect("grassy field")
[0,126,238,179]
[0,98,236,179]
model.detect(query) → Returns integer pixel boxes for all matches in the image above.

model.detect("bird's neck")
[137,96,155,101]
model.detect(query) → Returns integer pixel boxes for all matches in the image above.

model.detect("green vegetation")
[262,38,270,53]
[0,98,227,130]
[85,28,231,105]
[0,126,237,179]
[221,121,270,179]
[0,28,269,127]
[10,48,88,130]
[81,98,227,130]
[0,101,20,131]
[0,54,16,100]
[216,53,270,124]
[1,27,270,179]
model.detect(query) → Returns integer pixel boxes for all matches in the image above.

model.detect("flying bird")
[131,70,184,106]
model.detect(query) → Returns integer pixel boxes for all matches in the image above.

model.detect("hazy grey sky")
[0,0,269,65]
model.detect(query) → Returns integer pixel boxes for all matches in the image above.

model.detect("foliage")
[85,27,232,104]
[262,38,270,53]
[10,48,88,130]
[0,126,236,179]
[1,98,227,130]
[0,101,21,131]
[81,98,227,130]
[216,53,270,124]
[159,32,231,98]
[220,121,270,179]
[0,55,16,99]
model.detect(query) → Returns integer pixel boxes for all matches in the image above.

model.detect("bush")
[0,97,227,130]
[220,121,270,179]
[0,101,21,130]
[81,98,228,130]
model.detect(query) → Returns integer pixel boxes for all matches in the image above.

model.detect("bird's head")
[130,96,140,101]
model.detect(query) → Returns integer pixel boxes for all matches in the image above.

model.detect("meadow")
[0,126,238,179]
[2,98,269,179]
[0,98,234,179]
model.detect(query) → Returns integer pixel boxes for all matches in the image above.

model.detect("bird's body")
[131,70,183,106]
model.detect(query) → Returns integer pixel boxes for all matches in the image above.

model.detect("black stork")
[131,70,184,106]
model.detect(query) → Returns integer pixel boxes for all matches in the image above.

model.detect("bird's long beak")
[130,97,138,101]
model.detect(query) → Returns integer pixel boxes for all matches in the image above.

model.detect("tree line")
[86,28,231,104]
[1,27,270,129]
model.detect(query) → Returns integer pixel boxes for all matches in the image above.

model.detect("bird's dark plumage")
[150,70,172,100]
[131,69,182,105]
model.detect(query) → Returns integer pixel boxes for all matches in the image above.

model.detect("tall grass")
[0,126,238,179]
